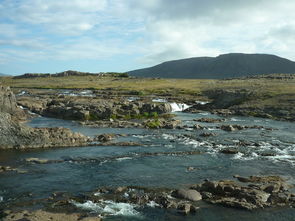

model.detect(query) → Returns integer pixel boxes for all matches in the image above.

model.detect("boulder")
[220,148,239,154]
[200,132,216,137]
[94,134,115,142]
[172,189,202,201]
[220,125,236,131]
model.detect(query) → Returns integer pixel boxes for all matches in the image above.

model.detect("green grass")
[1,74,294,108]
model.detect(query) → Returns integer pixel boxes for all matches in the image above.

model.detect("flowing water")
[1,112,295,220]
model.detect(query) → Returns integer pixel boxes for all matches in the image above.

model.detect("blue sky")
[0,0,295,75]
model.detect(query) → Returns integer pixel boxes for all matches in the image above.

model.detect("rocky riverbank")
[14,86,295,123]
[17,95,172,121]
[185,89,295,121]
[0,112,91,149]
[0,86,92,149]
[2,175,294,220]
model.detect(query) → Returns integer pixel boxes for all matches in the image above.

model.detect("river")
[1,112,295,220]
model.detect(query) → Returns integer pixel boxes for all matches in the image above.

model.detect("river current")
[1,112,295,220]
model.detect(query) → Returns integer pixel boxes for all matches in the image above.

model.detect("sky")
[0,0,295,75]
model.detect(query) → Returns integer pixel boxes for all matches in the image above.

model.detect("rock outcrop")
[191,175,294,210]
[0,112,91,149]
[0,86,92,149]
[2,210,101,221]
[18,96,172,121]
[0,86,25,119]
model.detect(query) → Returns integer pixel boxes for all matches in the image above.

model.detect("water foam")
[146,201,160,208]
[116,157,133,162]
[230,117,245,122]
[127,97,139,102]
[152,98,167,103]
[170,103,190,112]
[73,200,139,216]
[195,100,210,105]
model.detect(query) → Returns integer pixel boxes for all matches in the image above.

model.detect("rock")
[115,186,127,193]
[0,165,17,173]
[220,148,239,154]
[177,203,192,215]
[200,191,213,199]
[233,175,252,183]
[200,132,216,137]
[172,189,202,201]
[259,152,276,157]
[194,175,294,210]
[193,124,204,129]
[2,210,101,221]
[0,85,26,119]
[163,119,182,129]
[205,89,256,109]
[97,141,142,146]
[186,166,197,172]
[0,112,92,149]
[220,125,236,131]
[143,118,181,129]
[195,118,225,123]
[94,134,115,142]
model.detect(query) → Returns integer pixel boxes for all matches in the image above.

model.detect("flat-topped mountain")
[128,53,295,79]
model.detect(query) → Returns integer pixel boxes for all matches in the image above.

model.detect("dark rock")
[194,175,293,210]
[193,124,204,129]
[194,118,225,123]
[94,134,115,142]
[0,165,17,173]
[220,148,239,154]
[97,141,142,146]
[177,203,192,215]
[220,125,236,131]
[200,132,216,137]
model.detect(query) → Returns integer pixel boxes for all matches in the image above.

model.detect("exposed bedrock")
[17,96,172,121]
[0,85,26,120]
[0,86,91,149]
[0,112,91,149]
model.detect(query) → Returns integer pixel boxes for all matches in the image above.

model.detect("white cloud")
[121,0,295,65]
[1,0,295,71]
[0,0,107,35]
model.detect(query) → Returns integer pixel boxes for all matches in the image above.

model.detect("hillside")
[128,53,295,79]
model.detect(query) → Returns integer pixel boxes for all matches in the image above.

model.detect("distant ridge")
[0,73,8,76]
[128,53,295,79]
[14,70,128,79]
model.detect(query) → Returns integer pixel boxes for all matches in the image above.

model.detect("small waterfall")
[169,102,190,112]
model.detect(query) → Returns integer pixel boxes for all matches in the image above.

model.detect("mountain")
[128,53,295,79]
[0,73,8,76]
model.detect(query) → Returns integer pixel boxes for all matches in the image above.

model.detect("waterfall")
[169,102,190,112]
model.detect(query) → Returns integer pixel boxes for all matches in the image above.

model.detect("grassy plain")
[1,75,294,98]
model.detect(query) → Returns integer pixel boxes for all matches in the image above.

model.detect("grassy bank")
[1,74,294,121]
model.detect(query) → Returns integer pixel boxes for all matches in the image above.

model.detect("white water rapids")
[169,102,191,112]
